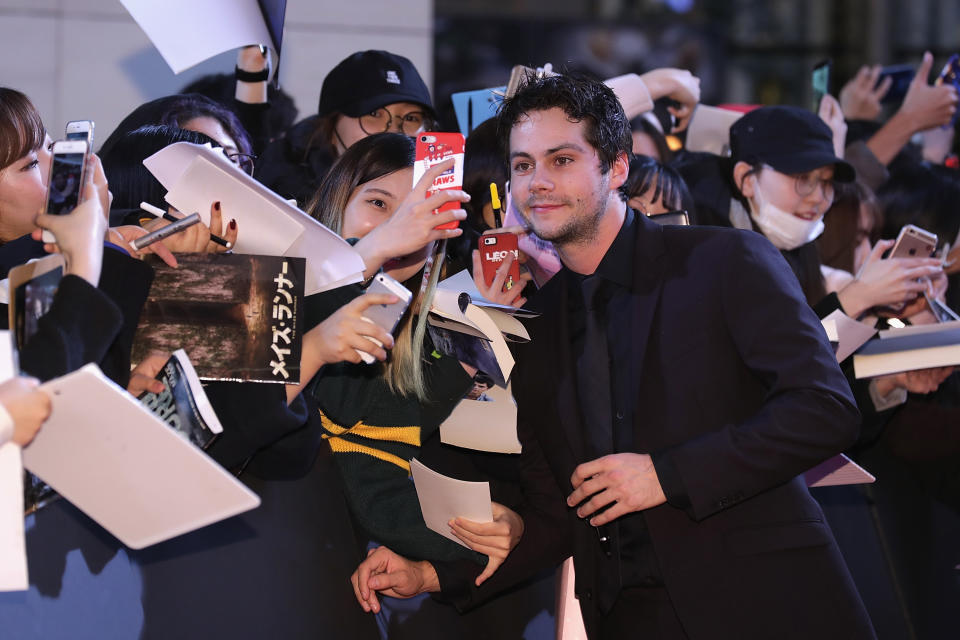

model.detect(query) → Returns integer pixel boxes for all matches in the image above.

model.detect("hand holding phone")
[413,133,465,230]
[42,140,89,244]
[478,233,520,292]
[357,273,413,364]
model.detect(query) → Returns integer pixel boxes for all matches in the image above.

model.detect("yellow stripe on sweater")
[318,412,421,447]
[325,438,411,473]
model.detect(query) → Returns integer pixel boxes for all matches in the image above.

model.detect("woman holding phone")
[300,132,526,594]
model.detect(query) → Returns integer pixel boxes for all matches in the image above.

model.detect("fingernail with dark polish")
[229,219,237,230]
[214,201,221,211]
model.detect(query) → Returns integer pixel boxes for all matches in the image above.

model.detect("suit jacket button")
[584,589,593,600]
[615,410,624,420]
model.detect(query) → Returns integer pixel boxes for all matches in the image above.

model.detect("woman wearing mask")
[728,105,951,438]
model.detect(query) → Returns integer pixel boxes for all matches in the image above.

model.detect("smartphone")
[924,291,960,322]
[938,54,960,126]
[889,224,937,259]
[647,210,690,226]
[65,120,94,147]
[42,139,89,243]
[413,132,465,230]
[357,273,413,364]
[876,64,914,104]
[812,59,831,112]
[479,232,520,293]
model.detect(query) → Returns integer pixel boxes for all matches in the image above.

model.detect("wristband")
[235,66,269,83]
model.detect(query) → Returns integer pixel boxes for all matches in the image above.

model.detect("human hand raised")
[32,176,107,286]
[567,452,666,527]
[639,68,701,131]
[355,159,468,277]
[898,52,959,132]
[818,94,848,158]
[449,501,524,586]
[840,65,892,121]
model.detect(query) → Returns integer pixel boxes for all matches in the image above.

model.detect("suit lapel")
[609,215,666,442]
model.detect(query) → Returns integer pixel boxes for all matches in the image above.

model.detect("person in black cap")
[256,50,435,207]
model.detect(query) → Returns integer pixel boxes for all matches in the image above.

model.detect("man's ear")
[733,161,755,199]
[609,151,630,191]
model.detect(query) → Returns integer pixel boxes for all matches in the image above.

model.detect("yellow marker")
[489,182,503,228]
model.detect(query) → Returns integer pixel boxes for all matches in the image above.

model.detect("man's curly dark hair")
[496,71,632,174]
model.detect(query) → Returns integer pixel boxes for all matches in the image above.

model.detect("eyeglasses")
[226,152,256,176]
[358,108,427,136]
[793,172,835,201]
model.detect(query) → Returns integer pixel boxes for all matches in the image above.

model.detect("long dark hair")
[99,94,252,158]
[307,133,415,232]
[307,133,442,400]
[100,125,217,217]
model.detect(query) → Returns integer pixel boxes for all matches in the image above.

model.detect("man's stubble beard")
[521,171,611,250]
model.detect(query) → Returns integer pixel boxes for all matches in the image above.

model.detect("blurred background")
[4,0,960,141]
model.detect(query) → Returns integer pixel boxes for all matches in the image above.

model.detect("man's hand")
[350,546,440,614]
[450,501,524,586]
[566,453,666,527]
[839,65,892,121]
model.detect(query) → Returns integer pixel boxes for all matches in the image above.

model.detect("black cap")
[729,105,855,182]
[317,50,434,118]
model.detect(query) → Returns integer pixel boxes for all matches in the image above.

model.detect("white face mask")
[748,179,824,251]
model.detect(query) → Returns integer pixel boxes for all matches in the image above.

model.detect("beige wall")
[0,0,433,145]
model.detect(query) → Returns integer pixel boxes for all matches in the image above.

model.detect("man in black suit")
[351,73,875,639]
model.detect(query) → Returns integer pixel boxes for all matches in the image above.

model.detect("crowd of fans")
[1,40,959,639]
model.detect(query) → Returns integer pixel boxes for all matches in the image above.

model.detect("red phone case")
[479,232,520,292]
[414,133,465,230]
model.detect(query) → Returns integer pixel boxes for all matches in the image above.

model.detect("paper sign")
[440,383,521,454]
[24,364,260,549]
[451,87,504,137]
[821,309,877,363]
[684,105,744,156]
[120,0,279,78]
[144,142,365,295]
[0,330,27,591]
[410,458,492,548]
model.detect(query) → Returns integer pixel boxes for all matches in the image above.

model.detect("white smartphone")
[42,139,89,243]
[356,273,412,364]
[65,120,95,148]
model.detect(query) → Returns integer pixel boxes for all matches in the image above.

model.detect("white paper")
[684,105,744,156]
[0,330,27,591]
[410,458,492,549]
[24,364,260,549]
[144,143,365,295]
[120,0,277,77]
[805,454,875,487]
[821,309,877,363]
[429,290,516,383]
[439,270,538,318]
[440,383,521,454]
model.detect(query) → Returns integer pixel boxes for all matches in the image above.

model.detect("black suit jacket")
[438,215,875,639]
